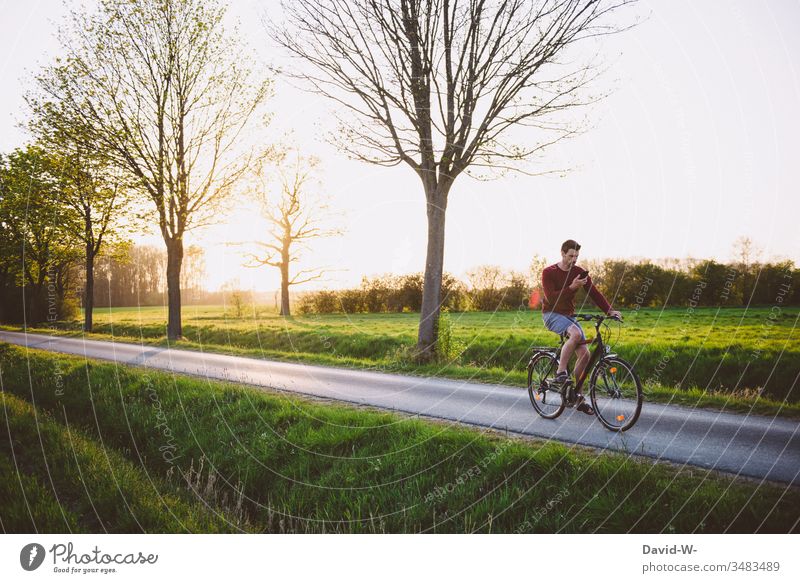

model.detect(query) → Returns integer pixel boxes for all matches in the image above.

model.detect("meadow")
[1,344,797,533]
[11,304,799,417]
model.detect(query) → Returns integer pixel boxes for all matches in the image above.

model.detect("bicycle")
[527,313,643,431]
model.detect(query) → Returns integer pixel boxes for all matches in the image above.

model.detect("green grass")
[8,305,799,418]
[1,343,798,533]
[0,452,83,533]
[0,390,247,533]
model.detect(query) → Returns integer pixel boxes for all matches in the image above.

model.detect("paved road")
[2,330,799,486]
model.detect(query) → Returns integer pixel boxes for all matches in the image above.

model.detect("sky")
[2,0,799,292]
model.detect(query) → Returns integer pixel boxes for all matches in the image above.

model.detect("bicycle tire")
[527,352,566,419]
[589,356,643,431]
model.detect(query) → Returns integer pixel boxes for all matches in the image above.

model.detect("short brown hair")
[561,239,581,253]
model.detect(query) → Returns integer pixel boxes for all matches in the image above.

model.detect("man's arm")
[583,274,613,314]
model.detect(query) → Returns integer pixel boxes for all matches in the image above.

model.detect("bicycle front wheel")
[527,352,566,419]
[589,356,643,431]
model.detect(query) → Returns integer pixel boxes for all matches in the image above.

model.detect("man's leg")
[574,344,591,386]
[556,324,582,375]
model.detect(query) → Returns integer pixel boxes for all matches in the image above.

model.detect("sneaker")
[575,395,595,415]
[550,371,569,388]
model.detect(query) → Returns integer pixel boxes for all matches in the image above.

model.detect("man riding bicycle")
[541,239,622,415]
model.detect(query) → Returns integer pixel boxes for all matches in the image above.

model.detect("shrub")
[361,274,393,312]
[435,308,466,363]
[338,288,364,313]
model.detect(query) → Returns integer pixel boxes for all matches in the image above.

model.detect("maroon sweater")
[541,263,612,316]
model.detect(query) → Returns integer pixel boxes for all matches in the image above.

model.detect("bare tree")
[270,0,636,360]
[467,264,504,311]
[246,153,343,316]
[733,235,762,306]
[28,0,272,339]
[528,253,548,290]
[733,236,761,268]
[220,278,246,318]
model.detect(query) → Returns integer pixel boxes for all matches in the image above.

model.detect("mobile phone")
[582,270,590,278]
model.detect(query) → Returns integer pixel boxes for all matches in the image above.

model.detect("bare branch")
[270,0,637,187]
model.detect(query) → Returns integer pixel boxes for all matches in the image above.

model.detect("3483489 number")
[730,561,780,572]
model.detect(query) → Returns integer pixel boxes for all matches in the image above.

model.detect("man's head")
[560,239,581,268]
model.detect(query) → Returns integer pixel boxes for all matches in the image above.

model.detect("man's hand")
[607,310,623,321]
[569,274,588,291]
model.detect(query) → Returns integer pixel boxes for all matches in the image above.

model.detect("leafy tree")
[692,260,737,306]
[749,260,794,306]
[28,96,134,331]
[28,0,272,338]
[500,270,530,310]
[0,146,80,323]
[54,148,129,330]
[392,273,425,312]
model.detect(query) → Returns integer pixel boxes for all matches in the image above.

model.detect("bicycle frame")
[557,315,616,392]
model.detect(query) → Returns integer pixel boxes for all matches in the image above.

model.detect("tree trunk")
[84,244,94,332]
[416,183,449,361]
[166,239,184,339]
[280,260,290,317]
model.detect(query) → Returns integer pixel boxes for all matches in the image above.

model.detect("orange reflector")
[616,415,626,421]
[535,394,542,400]
[610,367,617,373]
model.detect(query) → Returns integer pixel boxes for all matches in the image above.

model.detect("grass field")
[0,393,240,533]
[1,344,797,533]
[9,304,799,418]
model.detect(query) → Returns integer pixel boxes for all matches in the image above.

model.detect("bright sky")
[2,0,799,292]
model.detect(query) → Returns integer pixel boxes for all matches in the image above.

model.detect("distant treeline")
[297,259,799,314]
[0,239,297,323]
[89,244,207,307]
[0,242,208,323]
[3,235,797,324]
[87,245,297,309]
[0,261,77,325]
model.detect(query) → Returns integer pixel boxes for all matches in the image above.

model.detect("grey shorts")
[542,311,586,341]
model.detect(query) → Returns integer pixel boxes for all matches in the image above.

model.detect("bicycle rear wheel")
[589,356,642,431]
[527,352,566,419]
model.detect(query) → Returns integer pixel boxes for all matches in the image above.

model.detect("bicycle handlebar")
[574,313,623,323]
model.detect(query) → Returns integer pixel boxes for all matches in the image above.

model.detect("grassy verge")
[5,323,799,419]
[52,306,800,402]
[1,343,797,533]
[0,390,246,533]
[0,452,83,533]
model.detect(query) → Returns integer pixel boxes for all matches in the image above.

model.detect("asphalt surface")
[1,330,799,486]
